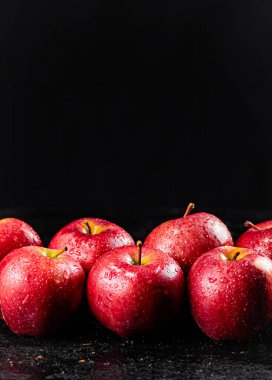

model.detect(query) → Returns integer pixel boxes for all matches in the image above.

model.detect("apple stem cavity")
[183,202,195,217]
[225,250,241,261]
[244,221,262,231]
[85,220,107,235]
[136,240,142,265]
[85,221,93,235]
[232,251,240,261]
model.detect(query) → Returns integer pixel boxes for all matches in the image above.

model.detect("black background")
[1,0,272,213]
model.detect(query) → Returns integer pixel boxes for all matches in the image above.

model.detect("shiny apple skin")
[87,245,184,337]
[144,212,233,273]
[188,246,272,341]
[237,221,272,259]
[0,246,85,336]
[49,218,134,273]
[0,218,42,261]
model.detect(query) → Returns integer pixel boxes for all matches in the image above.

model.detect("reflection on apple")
[0,218,42,261]
[144,203,233,273]
[0,246,85,336]
[87,241,185,337]
[237,220,272,259]
[188,246,272,340]
[49,217,134,273]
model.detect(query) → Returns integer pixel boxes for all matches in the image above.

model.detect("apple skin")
[0,246,85,336]
[87,245,184,337]
[49,218,134,273]
[237,221,272,259]
[144,212,233,273]
[0,218,42,261]
[188,246,272,341]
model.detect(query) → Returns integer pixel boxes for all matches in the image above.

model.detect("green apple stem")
[244,221,262,231]
[40,247,68,258]
[50,247,68,258]
[183,202,195,217]
[137,240,142,265]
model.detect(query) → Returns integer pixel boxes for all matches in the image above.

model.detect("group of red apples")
[0,204,272,341]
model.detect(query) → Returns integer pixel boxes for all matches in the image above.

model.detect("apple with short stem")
[188,246,272,340]
[144,203,233,273]
[0,246,85,336]
[237,220,272,259]
[0,218,42,261]
[87,241,184,337]
[49,217,134,273]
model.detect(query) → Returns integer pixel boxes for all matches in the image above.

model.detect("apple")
[0,246,85,336]
[237,220,272,259]
[188,246,272,340]
[0,218,42,261]
[87,241,184,337]
[49,217,134,273]
[144,203,233,273]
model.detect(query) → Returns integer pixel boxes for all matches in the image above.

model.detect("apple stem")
[56,247,67,257]
[85,221,92,234]
[136,240,142,265]
[244,221,262,231]
[84,220,107,235]
[183,202,195,217]
[232,251,240,261]
[44,247,67,258]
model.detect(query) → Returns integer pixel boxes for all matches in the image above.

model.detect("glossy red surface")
[49,218,134,273]
[188,246,272,340]
[0,218,42,261]
[0,246,85,336]
[144,212,233,273]
[237,220,272,258]
[87,245,184,337]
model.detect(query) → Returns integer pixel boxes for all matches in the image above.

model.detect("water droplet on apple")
[208,277,217,283]
[22,294,29,305]
[26,273,32,283]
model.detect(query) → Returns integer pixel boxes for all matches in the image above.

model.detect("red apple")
[237,220,272,259]
[144,203,233,273]
[0,218,42,261]
[188,246,272,340]
[49,217,134,273]
[0,246,85,336]
[87,242,184,337]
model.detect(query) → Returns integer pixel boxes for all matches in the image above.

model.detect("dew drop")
[208,277,217,283]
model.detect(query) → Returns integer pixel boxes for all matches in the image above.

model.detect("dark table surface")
[0,207,272,380]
